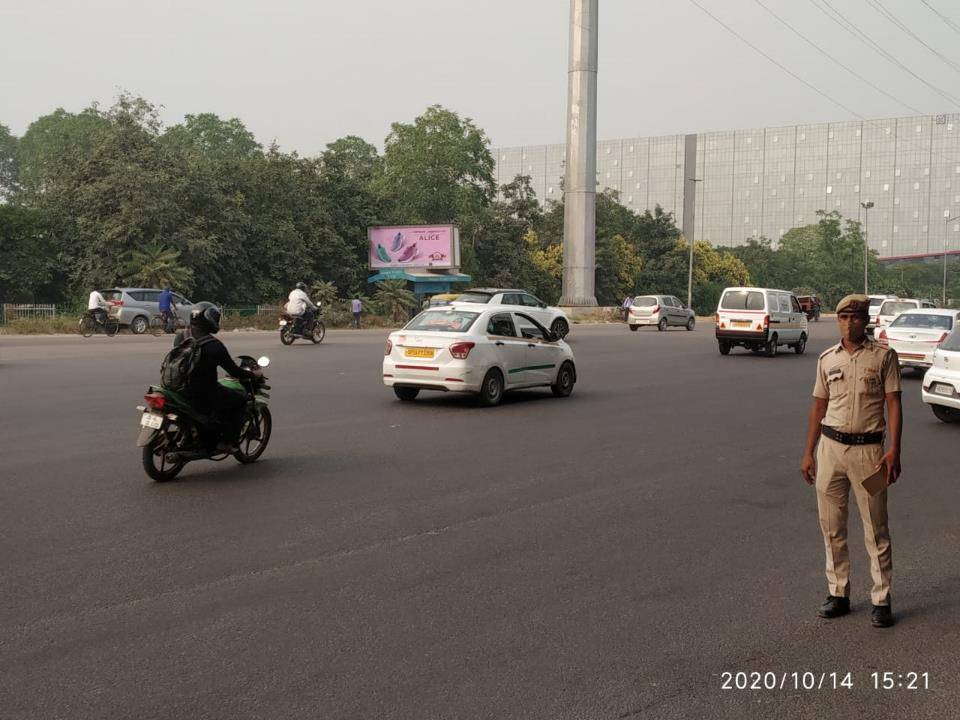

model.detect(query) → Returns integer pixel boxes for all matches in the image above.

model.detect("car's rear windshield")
[720,290,764,311]
[890,313,953,330]
[941,328,960,351]
[633,296,658,306]
[879,301,916,315]
[101,290,123,301]
[404,310,480,333]
[455,292,492,304]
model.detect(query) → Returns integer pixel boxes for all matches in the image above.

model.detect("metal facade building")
[494,113,960,259]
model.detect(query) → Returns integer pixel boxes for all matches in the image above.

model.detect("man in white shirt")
[87,289,108,325]
[285,282,318,333]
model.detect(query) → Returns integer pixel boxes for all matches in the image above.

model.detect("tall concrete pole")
[560,0,599,307]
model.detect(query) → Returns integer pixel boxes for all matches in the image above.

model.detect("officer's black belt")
[821,425,883,445]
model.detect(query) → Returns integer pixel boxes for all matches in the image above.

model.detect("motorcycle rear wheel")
[234,407,272,464]
[142,430,185,482]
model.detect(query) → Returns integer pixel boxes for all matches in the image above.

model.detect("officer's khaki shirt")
[813,339,901,434]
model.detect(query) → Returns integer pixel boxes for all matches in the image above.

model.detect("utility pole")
[860,201,874,294]
[560,0,599,307]
[945,212,960,306]
[686,177,703,308]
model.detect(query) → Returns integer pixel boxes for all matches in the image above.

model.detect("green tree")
[161,113,261,159]
[595,234,643,305]
[374,280,417,323]
[311,279,339,307]
[0,123,18,199]
[122,242,193,288]
[0,205,57,301]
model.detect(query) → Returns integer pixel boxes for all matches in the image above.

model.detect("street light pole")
[687,178,703,308]
[860,201,874,294]
[945,213,960,306]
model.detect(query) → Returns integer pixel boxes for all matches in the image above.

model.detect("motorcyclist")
[285,281,318,334]
[185,302,262,452]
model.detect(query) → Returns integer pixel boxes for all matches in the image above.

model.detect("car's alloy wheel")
[550,318,569,339]
[551,361,575,397]
[130,315,149,334]
[478,369,504,407]
[657,317,668,332]
[686,317,695,331]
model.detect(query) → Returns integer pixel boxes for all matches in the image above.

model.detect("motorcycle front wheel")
[311,320,326,344]
[142,427,185,482]
[280,327,295,345]
[234,407,272,464]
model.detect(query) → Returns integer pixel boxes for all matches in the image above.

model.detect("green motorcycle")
[136,355,272,481]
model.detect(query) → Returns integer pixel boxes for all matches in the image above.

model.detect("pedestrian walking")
[621,295,634,322]
[351,297,363,329]
[800,294,902,628]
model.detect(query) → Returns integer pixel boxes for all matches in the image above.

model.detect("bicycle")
[79,310,120,338]
[149,313,186,337]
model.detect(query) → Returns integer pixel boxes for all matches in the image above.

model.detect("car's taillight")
[651,305,660,313]
[449,341,475,359]
[144,393,166,410]
[714,313,719,324]
[937,332,949,344]
[878,329,887,341]
[763,315,770,329]
[111,300,123,306]
[384,339,393,356]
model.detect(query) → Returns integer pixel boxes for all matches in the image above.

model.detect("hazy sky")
[2,0,960,155]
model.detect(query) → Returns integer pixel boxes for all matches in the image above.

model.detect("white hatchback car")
[383,307,576,406]
[876,308,960,370]
[921,326,960,423]
[875,298,936,332]
[452,288,571,339]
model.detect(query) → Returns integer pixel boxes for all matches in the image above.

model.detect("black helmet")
[296,281,307,291]
[190,301,221,333]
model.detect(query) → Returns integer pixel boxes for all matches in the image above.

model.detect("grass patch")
[0,316,84,334]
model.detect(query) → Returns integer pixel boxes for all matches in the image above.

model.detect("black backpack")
[160,336,213,393]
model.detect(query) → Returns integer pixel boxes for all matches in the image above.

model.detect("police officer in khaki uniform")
[800,294,903,628]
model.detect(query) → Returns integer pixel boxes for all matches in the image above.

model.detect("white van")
[715,287,809,357]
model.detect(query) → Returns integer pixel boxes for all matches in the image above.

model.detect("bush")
[0,315,85,334]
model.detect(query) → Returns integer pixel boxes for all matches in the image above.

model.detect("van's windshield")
[720,291,764,311]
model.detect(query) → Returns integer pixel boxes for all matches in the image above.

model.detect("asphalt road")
[1,323,957,720]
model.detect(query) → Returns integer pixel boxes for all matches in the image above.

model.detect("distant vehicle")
[383,306,576,406]
[876,309,960,370]
[796,295,822,322]
[867,294,897,335]
[875,298,936,332]
[921,325,960,423]
[100,288,193,335]
[715,286,808,357]
[453,288,570,339]
[428,293,461,307]
[627,294,695,332]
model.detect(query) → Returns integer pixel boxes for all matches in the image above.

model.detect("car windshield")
[720,290,764,311]
[455,292,492,304]
[941,328,960,351]
[404,310,479,333]
[633,296,658,306]
[879,301,916,316]
[890,313,953,330]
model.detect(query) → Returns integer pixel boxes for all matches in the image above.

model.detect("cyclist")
[158,283,178,332]
[87,289,109,326]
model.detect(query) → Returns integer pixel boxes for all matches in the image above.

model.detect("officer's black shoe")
[871,603,894,628]
[817,595,850,618]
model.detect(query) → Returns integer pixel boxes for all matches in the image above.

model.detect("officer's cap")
[835,293,870,315]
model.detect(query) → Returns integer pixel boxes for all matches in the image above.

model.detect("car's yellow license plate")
[731,320,752,328]
[404,347,435,358]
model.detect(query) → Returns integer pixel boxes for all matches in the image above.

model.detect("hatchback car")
[875,298,936,332]
[876,309,960,370]
[627,294,695,331]
[452,289,570,338]
[100,288,194,334]
[383,306,576,406]
[921,326,960,423]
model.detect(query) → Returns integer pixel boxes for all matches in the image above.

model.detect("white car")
[921,326,960,423]
[383,306,577,406]
[876,308,960,370]
[452,288,570,339]
[867,294,896,335]
[875,298,936,332]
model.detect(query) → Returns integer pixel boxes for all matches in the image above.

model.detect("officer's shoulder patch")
[818,343,840,360]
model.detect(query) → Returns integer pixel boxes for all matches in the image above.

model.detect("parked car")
[921,325,960,423]
[100,288,194,334]
[875,298,936,333]
[383,306,576,406]
[627,294,695,331]
[453,288,570,338]
[714,286,808,356]
[876,309,960,370]
[867,294,897,335]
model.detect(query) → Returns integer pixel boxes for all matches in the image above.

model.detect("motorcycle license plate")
[141,413,163,429]
[279,320,288,326]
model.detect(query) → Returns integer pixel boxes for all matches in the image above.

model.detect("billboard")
[368,225,459,269]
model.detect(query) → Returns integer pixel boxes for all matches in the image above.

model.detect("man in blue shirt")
[158,283,177,332]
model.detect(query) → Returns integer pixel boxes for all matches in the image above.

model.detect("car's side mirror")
[539,302,547,309]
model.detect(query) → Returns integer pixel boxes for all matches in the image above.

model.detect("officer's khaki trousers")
[815,435,892,606]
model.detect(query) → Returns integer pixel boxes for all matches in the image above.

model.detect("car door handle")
[495,341,505,346]
[527,343,536,348]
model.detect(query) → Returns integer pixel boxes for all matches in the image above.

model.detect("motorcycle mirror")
[257,356,271,368]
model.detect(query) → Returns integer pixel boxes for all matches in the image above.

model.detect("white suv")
[453,289,570,338]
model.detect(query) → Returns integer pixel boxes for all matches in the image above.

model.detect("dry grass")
[0,316,85,334]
